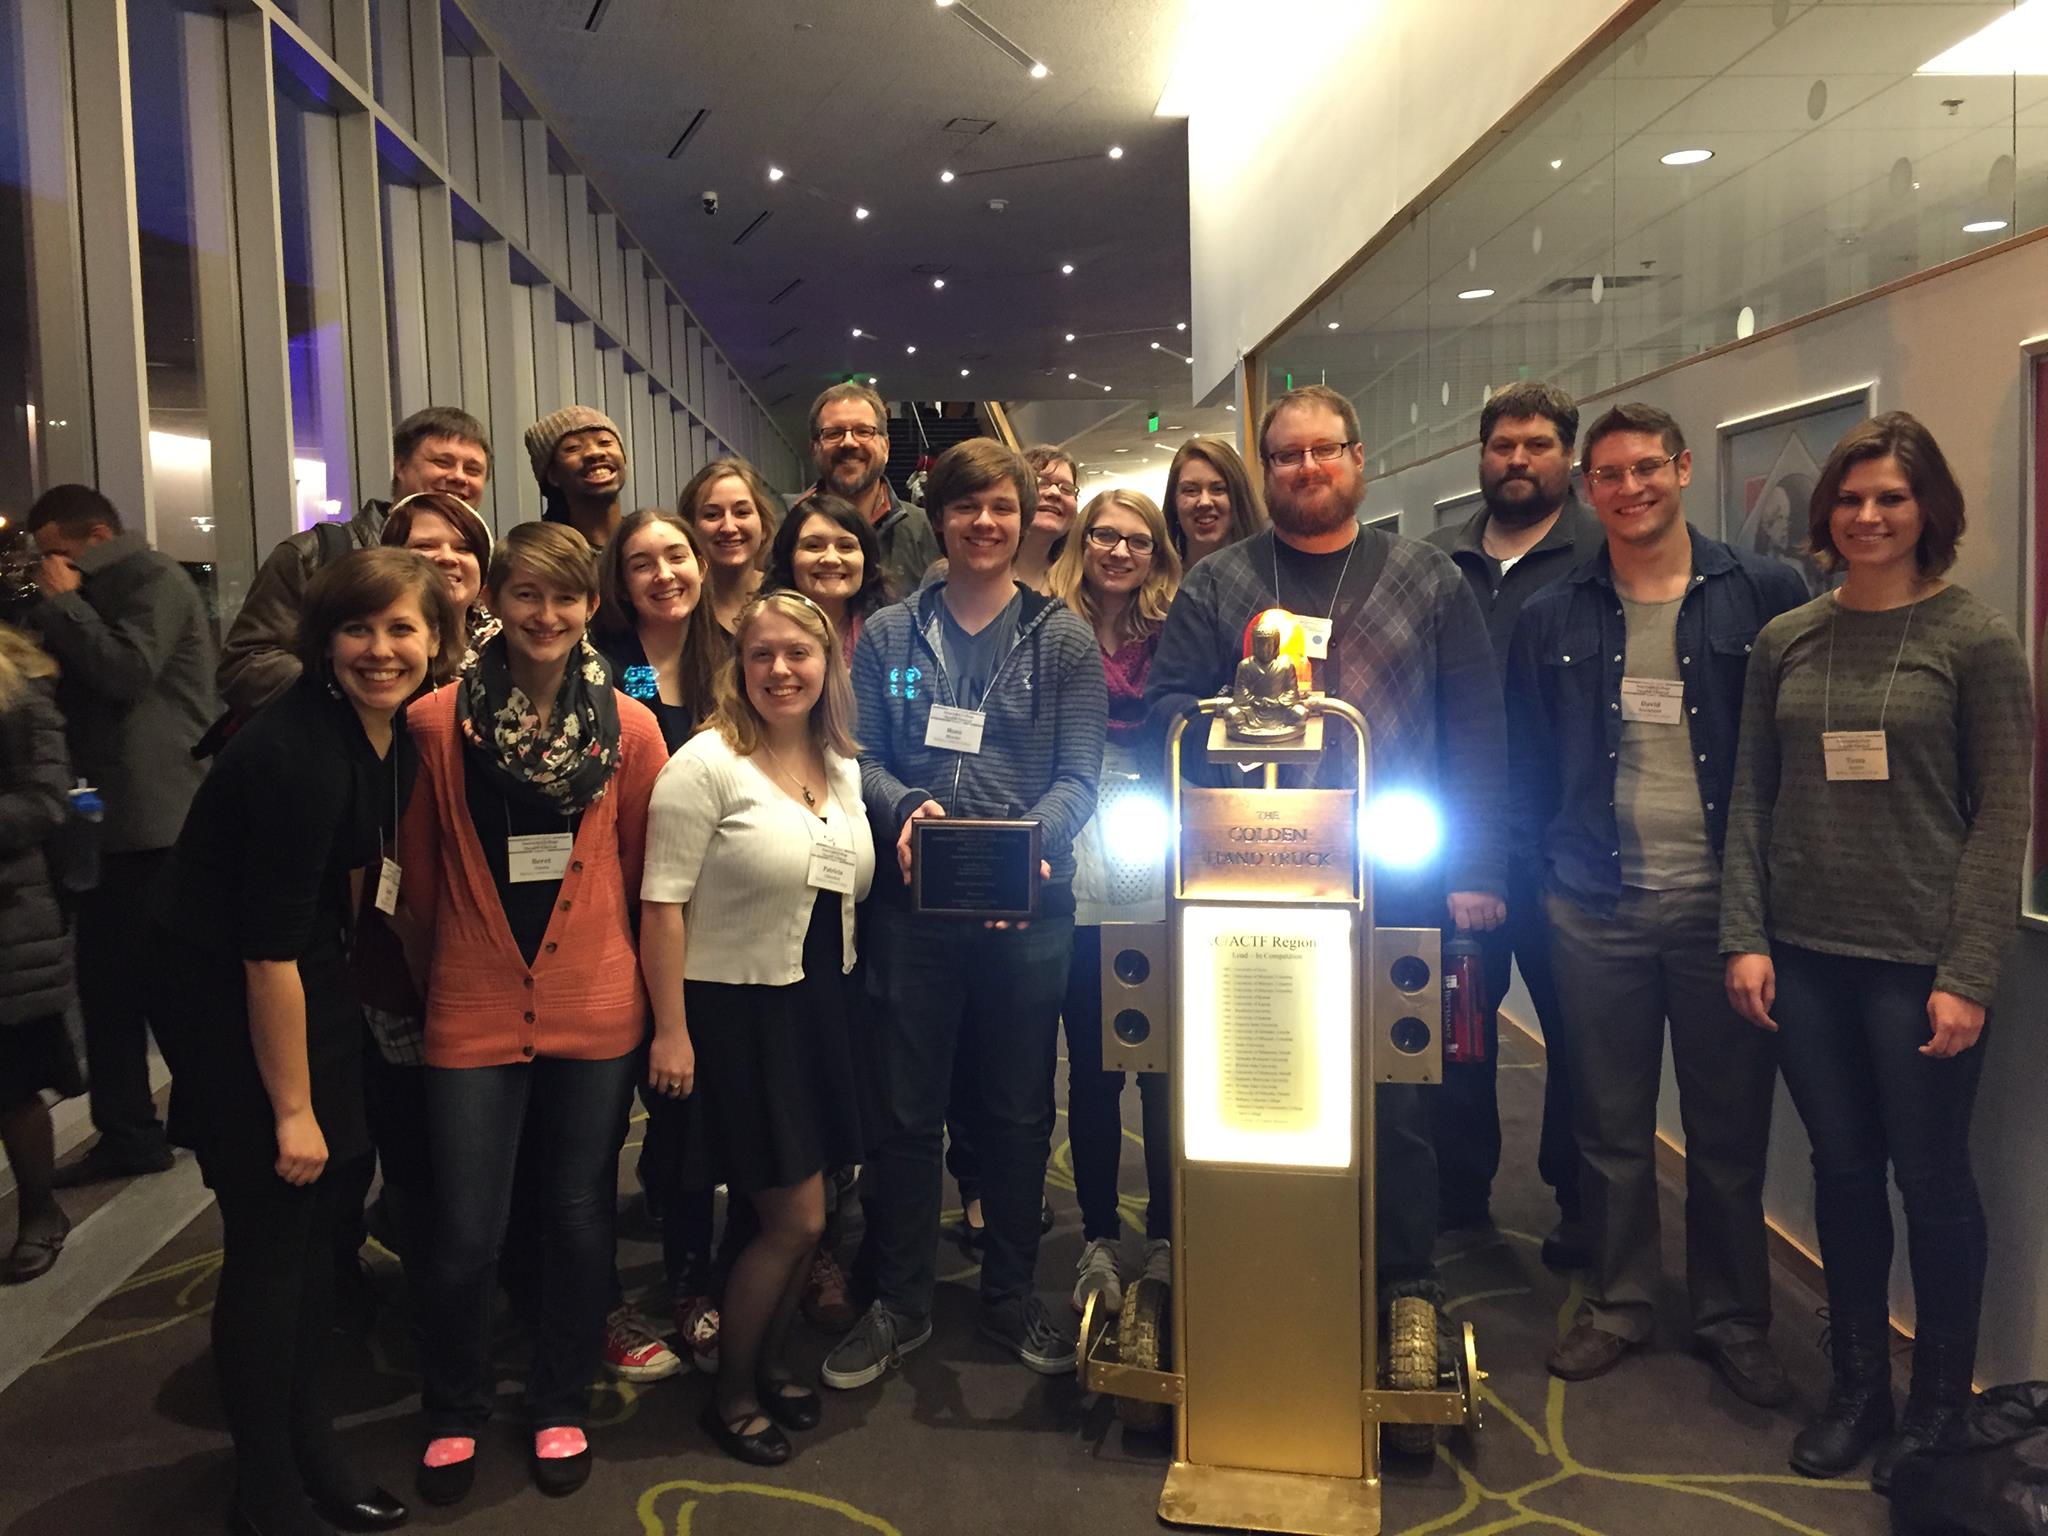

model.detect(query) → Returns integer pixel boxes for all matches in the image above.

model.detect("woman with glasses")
[1014,445,1081,594]
[1722,413,2031,1489]
[1163,436,1265,567]
[763,493,891,661]
[682,458,781,641]
[1046,489,1183,1317]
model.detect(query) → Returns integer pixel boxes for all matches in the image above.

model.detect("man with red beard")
[527,406,627,550]
[1146,384,1507,1368]
[791,383,939,601]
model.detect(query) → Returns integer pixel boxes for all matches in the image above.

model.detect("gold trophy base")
[1160,1460,1380,1535]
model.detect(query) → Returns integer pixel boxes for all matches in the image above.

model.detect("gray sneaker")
[981,1294,1078,1375]
[1072,1237,1124,1316]
[820,1302,931,1390]
[1140,1237,1172,1286]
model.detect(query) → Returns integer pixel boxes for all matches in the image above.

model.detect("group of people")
[0,368,2024,1532]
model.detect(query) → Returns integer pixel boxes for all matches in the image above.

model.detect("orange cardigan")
[397,683,665,1069]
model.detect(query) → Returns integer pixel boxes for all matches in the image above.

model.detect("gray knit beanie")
[524,406,622,487]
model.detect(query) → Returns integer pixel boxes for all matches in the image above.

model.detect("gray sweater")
[1720,585,2032,1003]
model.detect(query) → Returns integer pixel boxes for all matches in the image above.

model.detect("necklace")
[760,741,819,809]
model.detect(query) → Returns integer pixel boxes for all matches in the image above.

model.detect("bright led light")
[960,368,970,377]
[932,277,946,289]
[1964,218,2011,233]
[1104,796,1169,866]
[1660,148,1714,166]
[1108,145,1124,160]
[935,0,954,7]
[1102,384,1112,392]
[1150,341,1161,350]
[1458,288,1495,300]
[1064,332,1076,342]
[1549,158,1563,170]
[939,169,956,184]
[1176,321,1187,331]
[1067,372,1077,380]
[854,206,871,220]
[1326,321,1340,331]
[1921,0,2048,74]
[767,166,785,182]
[851,327,863,337]
[906,344,918,354]
[1361,789,1443,870]
[1029,61,1049,78]
[1061,263,1075,275]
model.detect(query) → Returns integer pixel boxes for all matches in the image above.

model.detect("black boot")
[1789,1315,1894,1479]
[1871,1327,1975,1494]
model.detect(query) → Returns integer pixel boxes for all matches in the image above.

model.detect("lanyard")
[1823,595,1916,734]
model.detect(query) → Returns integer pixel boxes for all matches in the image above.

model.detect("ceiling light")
[932,277,946,289]
[1068,372,1078,380]
[935,0,954,6]
[960,368,970,377]
[1115,447,1129,454]
[1458,288,1495,300]
[1225,404,1236,412]
[1108,146,1124,160]
[1176,321,1187,331]
[1921,0,2048,74]
[1660,148,1713,166]
[1029,61,1049,78]
[854,206,871,220]
[1102,384,1112,392]
[906,345,918,354]
[1064,332,1075,342]
[939,169,956,184]
[867,375,878,384]
[1550,158,1563,170]
[1061,263,1075,275]
[1150,341,1161,350]
[1964,218,2010,233]
[851,327,863,337]
[768,165,785,182]
[1326,321,1340,330]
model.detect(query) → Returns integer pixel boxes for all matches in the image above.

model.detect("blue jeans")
[863,907,1074,1319]
[422,1050,638,1434]
[1772,945,1989,1339]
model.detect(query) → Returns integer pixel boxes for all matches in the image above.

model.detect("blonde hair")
[0,622,58,713]
[1047,489,1182,646]
[707,590,860,760]
[486,521,599,601]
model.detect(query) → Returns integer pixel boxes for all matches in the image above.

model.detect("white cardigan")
[641,730,875,984]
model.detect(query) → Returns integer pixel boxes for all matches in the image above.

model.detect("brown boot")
[1548,1322,1636,1381]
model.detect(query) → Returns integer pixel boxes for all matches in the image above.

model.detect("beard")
[826,452,882,499]
[1480,469,1567,527]
[1268,472,1362,540]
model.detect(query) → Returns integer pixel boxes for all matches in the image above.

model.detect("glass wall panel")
[275,88,356,530]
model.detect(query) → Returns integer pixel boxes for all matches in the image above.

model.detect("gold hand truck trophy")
[1082,612,1483,1535]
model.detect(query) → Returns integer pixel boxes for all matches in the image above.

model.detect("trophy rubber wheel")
[1383,1295,1439,1457]
[1115,1277,1170,1432]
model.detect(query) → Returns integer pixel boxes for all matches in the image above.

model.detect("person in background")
[151,548,456,1536]
[641,591,876,1464]
[397,523,665,1505]
[1163,435,1264,568]
[24,484,217,1189]
[1046,489,1181,1317]
[528,406,627,550]
[684,458,779,640]
[380,491,499,679]
[1722,413,2032,1488]
[1423,380,1604,1264]
[763,492,889,663]
[219,405,490,714]
[793,382,939,600]
[1012,445,1079,595]
[0,623,82,1285]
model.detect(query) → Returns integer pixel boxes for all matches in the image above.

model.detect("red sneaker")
[603,1305,681,1381]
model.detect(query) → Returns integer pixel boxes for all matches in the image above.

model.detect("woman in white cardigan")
[639,591,875,1466]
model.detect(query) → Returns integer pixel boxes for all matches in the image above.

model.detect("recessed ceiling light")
[851,327,863,337]
[1660,148,1713,166]
[1458,288,1495,300]
[1550,158,1563,170]
[1064,332,1075,342]
[1176,321,1187,331]
[768,166,785,182]
[1326,321,1340,330]
[1102,384,1112,392]
[906,345,918,354]
[935,0,954,7]
[854,206,871,220]
[867,375,878,384]
[932,277,946,289]
[1108,145,1124,160]
[1115,447,1129,453]
[960,368,970,377]
[1964,218,2010,233]
[1029,61,1049,79]
[1067,372,1077,380]
[1061,263,1075,275]
[939,169,956,184]
[1150,341,1161,350]
[1225,404,1236,412]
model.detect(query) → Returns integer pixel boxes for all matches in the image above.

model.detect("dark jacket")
[1505,522,1809,908]
[1426,495,1605,666]
[0,676,75,1026]
[795,479,939,604]
[28,531,217,853]
[216,500,388,712]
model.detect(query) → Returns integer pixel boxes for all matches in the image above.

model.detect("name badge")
[1823,729,1890,782]
[1619,677,1684,724]
[925,703,986,754]
[374,857,402,916]
[1299,616,1333,660]
[808,839,857,894]
[507,832,574,882]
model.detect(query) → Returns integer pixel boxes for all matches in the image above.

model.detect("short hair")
[707,590,860,760]
[1022,444,1076,482]
[393,406,491,468]
[923,438,1033,534]
[1162,436,1266,558]
[1047,489,1183,647]
[486,520,599,601]
[1581,402,1686,471]
[807,382,888,442]
[380,492,492,571]
[295,547,462,677]
[765,494,892,618]
[24,484,122,537]
[1807,411,1965,579]
[1479,382,1580,452]
[594,508,723,717]
[679,457,782,557]
[1258,384,1360,462]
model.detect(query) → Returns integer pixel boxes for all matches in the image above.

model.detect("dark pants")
[1773,945,1988,1348]
[422,1051,638,1434]
[1064,925,1170,1243]
[1545,886,1776,1346]
[75,848,172,1159]
[1434,888,1583,1224]
[209,1166,357,1522]
[863,908,1073,1319]
[638,1085,719,1299]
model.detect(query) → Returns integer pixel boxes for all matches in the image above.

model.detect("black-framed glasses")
[1037,476,1078,498]
[1586,452,1680,487]
[1265,440,1357,469]
[1085,527,1156,556]
[816,424,882,445]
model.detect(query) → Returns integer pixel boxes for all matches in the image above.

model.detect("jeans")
[863,908,1073,1318]
[422,1050,638,1434]
[1772,944,1988,1343]
[75,848,172,1158]
[1063,925,1170,1243]
[1545,885,1776,1346]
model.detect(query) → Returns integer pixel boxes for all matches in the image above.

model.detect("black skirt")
[0,1014,85,1106]
[682,890,876,1195]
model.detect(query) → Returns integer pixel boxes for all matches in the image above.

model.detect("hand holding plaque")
[911,817,1042,921]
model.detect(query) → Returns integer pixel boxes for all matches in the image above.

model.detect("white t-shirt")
[641,730,874,984]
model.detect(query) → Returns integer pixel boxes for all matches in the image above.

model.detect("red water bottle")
[1442,936,1488,1064]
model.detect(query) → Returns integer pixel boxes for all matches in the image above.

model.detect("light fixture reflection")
[1660,148,1714,166]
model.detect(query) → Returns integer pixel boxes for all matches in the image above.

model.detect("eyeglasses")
[816,424,882,445]
[1265,440,1357,469]
[1037,476,1078,498]
[1085,527,1156,556]
[1586,452,1680,487]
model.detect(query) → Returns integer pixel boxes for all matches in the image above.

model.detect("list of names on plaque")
[1210,935,1313,1129]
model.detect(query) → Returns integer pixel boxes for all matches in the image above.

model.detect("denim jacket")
[1504,523,1808,908]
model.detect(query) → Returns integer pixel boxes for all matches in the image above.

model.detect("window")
[275,87,356,530]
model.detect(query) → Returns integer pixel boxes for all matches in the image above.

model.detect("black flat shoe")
[759,1378,822,1432]
[413,1455,474,1508]
[700,1400,792,1466]
[529,1445,590,1498]
[309,1487,408,1531]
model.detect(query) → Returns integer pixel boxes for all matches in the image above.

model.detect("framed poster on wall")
[1717,385,1874,597]
[2023,342,2048,925]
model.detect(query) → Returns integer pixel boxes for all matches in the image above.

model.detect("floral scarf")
[456,631,621,814]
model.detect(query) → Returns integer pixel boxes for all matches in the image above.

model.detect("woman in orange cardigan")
[395,523,664,1505]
